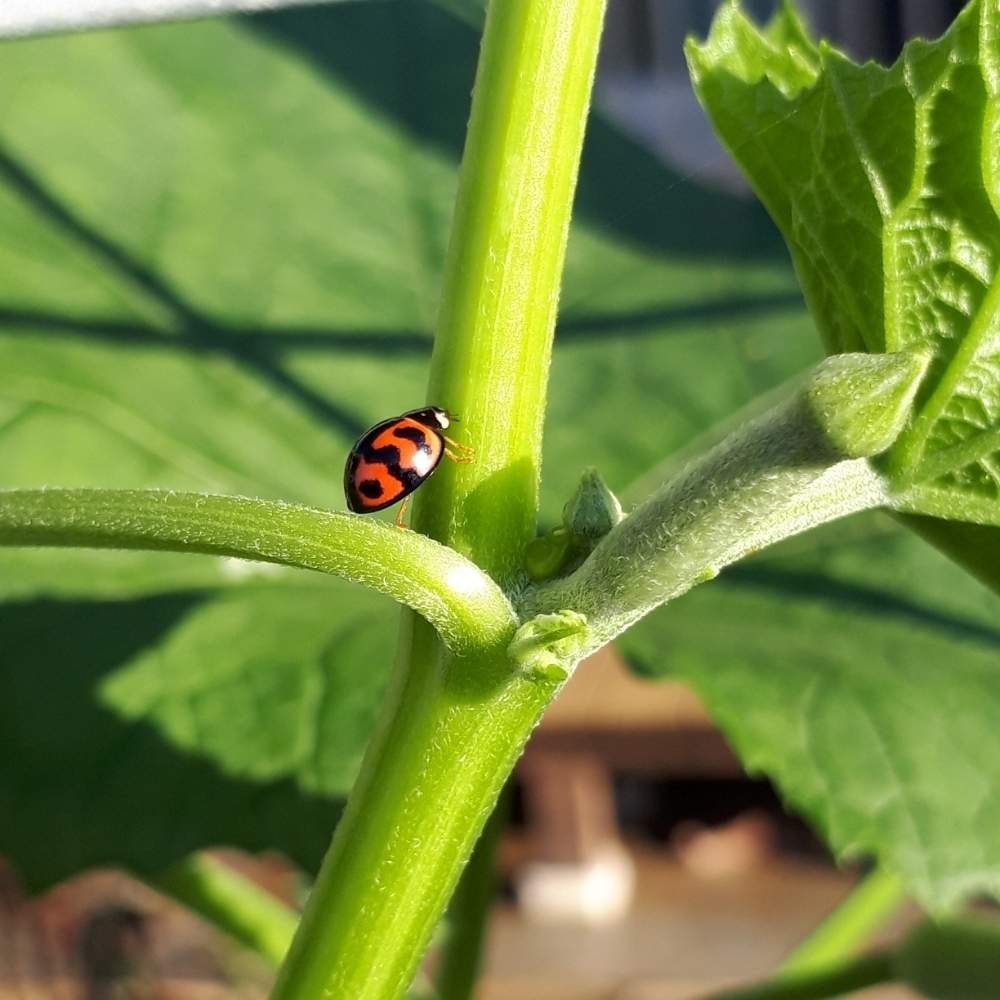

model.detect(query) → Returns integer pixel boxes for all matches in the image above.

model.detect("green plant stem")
[698,871,907,1000]
[0,488,513,654]
[701,953,895,1000]
[270,625,559,1000]
[524,413,887,654]
[270,1,605,998]
[419,0,606,583]
[778,868,907,977]
[434,790,508,1000]
[158,853,298,967]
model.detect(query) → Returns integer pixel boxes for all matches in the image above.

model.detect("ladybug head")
[410,406,452,430]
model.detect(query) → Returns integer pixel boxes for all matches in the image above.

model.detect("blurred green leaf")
[895,916,1000,1000]
[619,512,1000,908]
[688,0,1000,567]
[0,578,394,889]
[667,0,1000,909]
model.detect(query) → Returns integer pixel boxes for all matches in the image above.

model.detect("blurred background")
[0,0,990,998]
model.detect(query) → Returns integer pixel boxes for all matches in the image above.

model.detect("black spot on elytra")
[347,430,441,513]
[392,425,428,447]
[359,443,426,488]
[361,442,401,467]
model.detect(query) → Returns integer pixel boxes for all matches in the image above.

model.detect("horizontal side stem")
[0,489,515,653]
[521,353,929,653]
[524,414,887,653]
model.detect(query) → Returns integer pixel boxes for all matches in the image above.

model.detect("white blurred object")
[0,0,327,38]
[516,843,636,926]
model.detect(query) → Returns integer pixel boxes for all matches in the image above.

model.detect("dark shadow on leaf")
[0,286,804,360]
[557,289,803,339]
[0,308,430,354]
[725,564,1000,648]
[0,594,344,891]
[248,4,787,261]
[0,152,196,327]
[0,5,800,446]
[0,147,364,438]
[0,307,432,356]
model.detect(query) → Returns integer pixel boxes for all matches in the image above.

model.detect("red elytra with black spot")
[344,407,452,514]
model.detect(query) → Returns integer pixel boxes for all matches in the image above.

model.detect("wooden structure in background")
[515,646,742,923]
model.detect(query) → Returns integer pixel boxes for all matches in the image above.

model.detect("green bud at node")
[507,610,588,683]
[524,526,573,582]
[562,468,623,551]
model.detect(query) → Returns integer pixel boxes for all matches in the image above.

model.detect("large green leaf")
[618,513,1000,908]
[0,2,809,886]
[0,578,393,889]
[641,0,1000,909]
[687,0,1000,559]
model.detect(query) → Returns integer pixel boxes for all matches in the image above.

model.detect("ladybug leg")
[395,496,411,530]
[442,434,475,464]
[441,433,474,454]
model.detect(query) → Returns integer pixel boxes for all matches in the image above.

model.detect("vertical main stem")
[418,0,606,581]
[434,788,510,1000]
[271,2,605,998]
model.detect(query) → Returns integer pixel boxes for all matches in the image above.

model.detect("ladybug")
[344,406,473,526]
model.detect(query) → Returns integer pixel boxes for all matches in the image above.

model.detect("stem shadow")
[726,563,1000,647]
